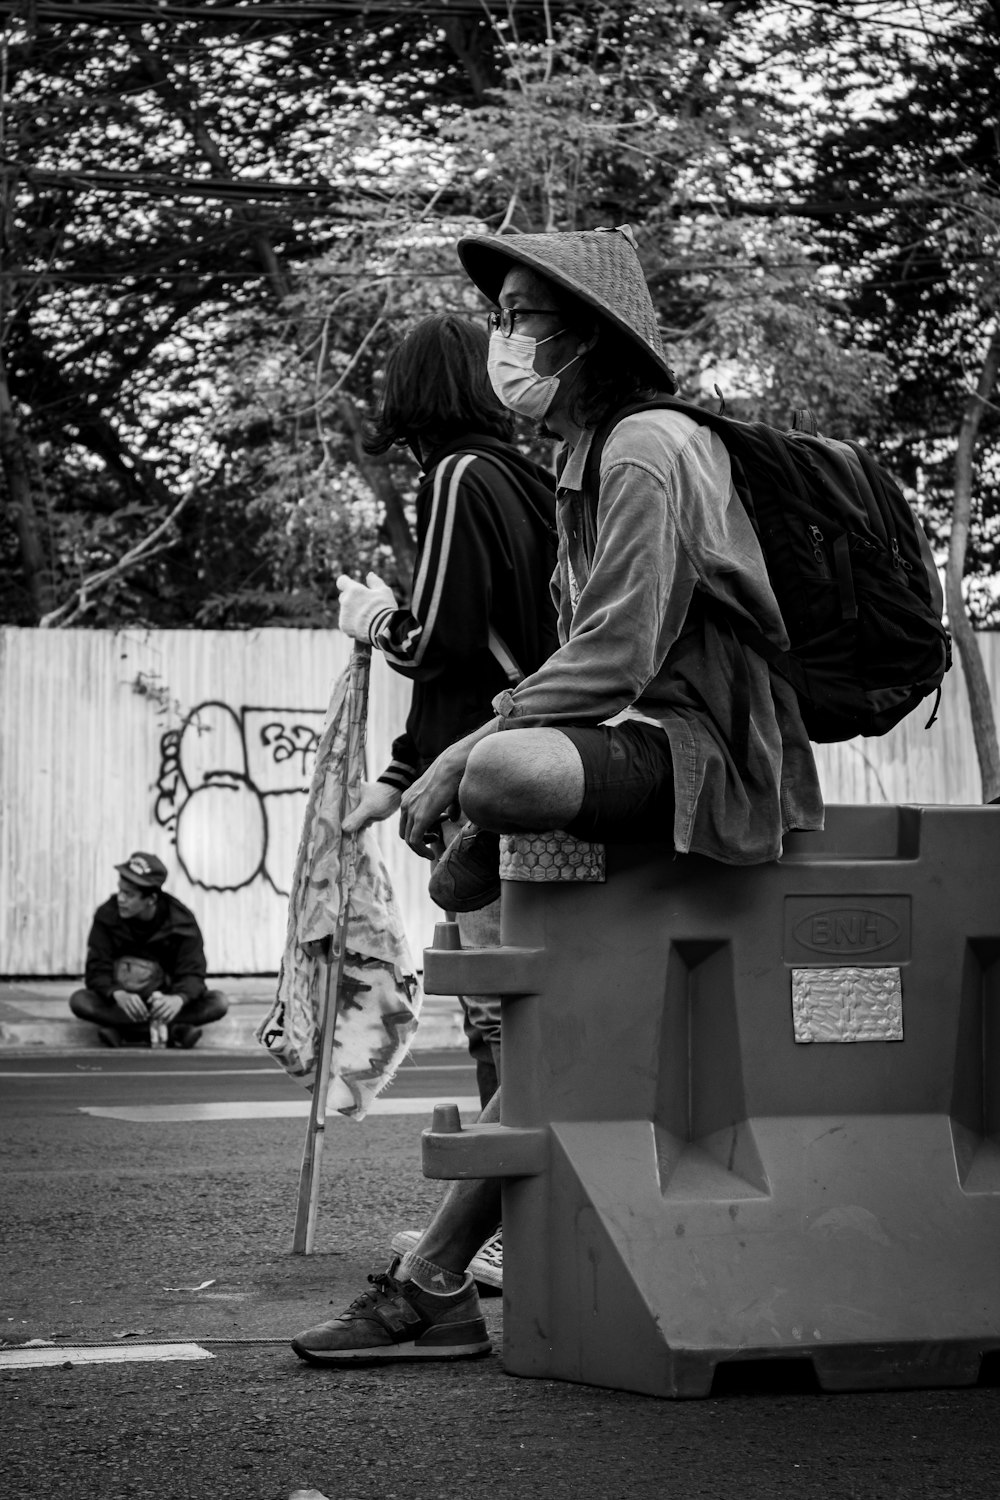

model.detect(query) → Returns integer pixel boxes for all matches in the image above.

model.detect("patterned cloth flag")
[256,658,422,1119]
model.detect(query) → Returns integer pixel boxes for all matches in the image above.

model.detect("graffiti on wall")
[153,701,325,896]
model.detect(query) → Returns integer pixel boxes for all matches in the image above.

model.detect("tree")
[3,0,993,664]
[0,0,581,625]
[204,0,887,636]
[801,2,1000,795]
[0,9,418,625]
[947,321,1000,799]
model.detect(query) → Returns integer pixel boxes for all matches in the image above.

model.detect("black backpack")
[585,399,952,743]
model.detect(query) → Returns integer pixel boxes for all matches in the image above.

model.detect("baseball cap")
[115,852,168,890]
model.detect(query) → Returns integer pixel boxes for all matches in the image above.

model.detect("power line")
[1,0,577,22]
[7,162,396,206]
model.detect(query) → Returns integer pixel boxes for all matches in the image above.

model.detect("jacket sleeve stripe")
[405,452,479,668]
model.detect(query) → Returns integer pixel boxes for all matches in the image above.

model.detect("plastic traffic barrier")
[421,806,1000,1398]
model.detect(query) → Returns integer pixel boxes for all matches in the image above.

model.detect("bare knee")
[460,736,519,826]
[459,730,585,832]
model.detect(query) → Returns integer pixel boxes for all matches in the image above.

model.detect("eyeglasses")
[486,307,560,338]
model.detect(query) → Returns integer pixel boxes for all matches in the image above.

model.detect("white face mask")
[487,329,582,420]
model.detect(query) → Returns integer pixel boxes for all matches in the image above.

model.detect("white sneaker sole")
[291,1337,492,1365]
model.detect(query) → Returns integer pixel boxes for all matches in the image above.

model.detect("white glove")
[342,780,403,834]
[336,572,396,643]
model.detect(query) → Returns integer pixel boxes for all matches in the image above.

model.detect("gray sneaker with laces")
[291,1263,491,1366]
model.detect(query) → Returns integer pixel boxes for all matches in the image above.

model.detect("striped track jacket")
[374,432,558,790]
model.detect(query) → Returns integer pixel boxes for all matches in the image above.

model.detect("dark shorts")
[557,720,675,843]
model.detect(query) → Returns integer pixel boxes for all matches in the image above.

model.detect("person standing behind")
[70,852,227,1049]
[335,311,558,1109]
[334,313,559,1290]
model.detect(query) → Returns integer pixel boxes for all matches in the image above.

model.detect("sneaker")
[291,1262,491,1366]
[427,823,501,913]
[470,1230,503,1290]
[390,1229,503,1292]
[97,1026,122,1048]
[167,1023,202,1049]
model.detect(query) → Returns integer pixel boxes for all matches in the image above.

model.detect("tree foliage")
[0,0,997,651]
[802,0,1000,614]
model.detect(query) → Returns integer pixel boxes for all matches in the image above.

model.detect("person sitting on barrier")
[69,852,228,1049]
[333,313,559,1290]
[290,224,824,1368]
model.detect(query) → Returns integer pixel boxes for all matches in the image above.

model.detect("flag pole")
[292,641,372,1254]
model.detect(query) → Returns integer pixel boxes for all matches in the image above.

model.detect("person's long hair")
[548,287,678,430]
[364,313,513,455]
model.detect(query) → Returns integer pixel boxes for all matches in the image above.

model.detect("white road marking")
[0,1064,473,1079]
[0,1342,213,1369]
[0,1068,284,1078]
[78,1096,482,1122]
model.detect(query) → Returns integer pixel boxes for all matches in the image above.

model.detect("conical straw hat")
[457,225,673,384]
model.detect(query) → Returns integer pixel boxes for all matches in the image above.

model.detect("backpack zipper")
[808,524,825,563]
[890,537,912,572]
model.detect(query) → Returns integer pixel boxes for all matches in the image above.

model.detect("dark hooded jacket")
[84,892,208,1003]
[373,432,558,787]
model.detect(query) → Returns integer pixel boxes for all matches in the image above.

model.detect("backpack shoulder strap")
[487,626,523,685]
[582,397,713,505]
[582,398,811,697]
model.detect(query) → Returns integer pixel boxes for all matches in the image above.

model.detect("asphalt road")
[0,1049,480,1116]
[3,1052,999,1500]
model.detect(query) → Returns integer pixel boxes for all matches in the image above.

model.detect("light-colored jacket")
[491,409,824,864]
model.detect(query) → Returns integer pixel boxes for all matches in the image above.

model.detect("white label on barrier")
[791,966,903,1043]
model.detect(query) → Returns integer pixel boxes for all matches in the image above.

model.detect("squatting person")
[70,851,228,1049]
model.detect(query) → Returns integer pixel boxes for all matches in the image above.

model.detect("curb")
[0,986,467,1055]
